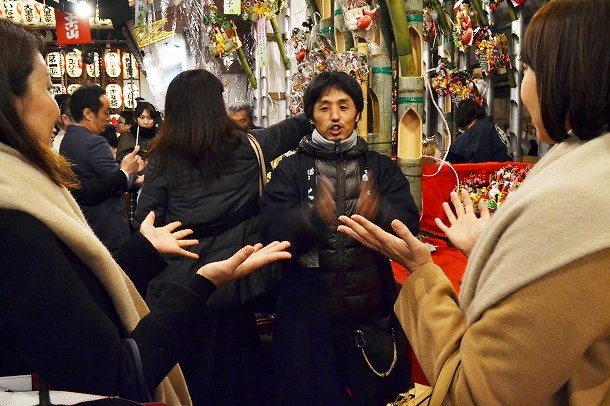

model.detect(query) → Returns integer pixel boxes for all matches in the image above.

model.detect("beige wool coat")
[395,132,610,405]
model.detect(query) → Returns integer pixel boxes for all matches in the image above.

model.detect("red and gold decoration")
[240,0,290,69]
[288,34,368,115]
[431,58,483,105]
[203,5,257,88]
[457,164,532,212]
[452,0,474,52]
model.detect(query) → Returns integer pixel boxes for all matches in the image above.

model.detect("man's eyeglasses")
[117,120,127,125]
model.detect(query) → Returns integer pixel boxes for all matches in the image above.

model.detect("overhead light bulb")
[75,1,92,18]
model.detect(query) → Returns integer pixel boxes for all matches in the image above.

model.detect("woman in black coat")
[134,69,312,405]
[0,20,291,405]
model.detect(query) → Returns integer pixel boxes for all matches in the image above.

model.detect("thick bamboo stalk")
[384,0,416,76]
[269,15,291,70]
[237,47,257,89]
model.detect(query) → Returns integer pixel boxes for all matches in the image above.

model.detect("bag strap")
[246,133,267,196]
[429,351,461,406]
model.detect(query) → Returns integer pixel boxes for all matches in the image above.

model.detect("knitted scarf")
[0,142,191,405]
[460,132,610,325]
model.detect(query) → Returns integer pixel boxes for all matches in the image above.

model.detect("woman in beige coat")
[337,0,610,404]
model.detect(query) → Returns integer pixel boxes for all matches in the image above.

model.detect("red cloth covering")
[393,161,532,385]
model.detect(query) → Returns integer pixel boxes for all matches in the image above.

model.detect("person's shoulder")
[0,209,54,242]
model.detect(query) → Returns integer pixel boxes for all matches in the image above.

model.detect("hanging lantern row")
[45,51,140,80]
[0,0,111,27]
[49,82,140,109]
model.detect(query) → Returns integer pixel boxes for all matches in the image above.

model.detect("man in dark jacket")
[446,98,512,163]
[60,84,142,253]
[260,71,419,405]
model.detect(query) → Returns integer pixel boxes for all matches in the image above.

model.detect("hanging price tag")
[134,0,147,28]
[224,0,241,15]
[257,16,268,68]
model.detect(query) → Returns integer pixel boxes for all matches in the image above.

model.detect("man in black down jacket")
[260,72,419,405]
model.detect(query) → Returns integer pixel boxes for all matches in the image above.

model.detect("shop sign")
[65,51,82,77]
[85,52,100,78]
[122,52,140,79]
[55,9,92,45]
[123,83,140,109]
[106,84,122,109]
[46,51,65,78]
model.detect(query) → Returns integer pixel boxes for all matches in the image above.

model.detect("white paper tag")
[224,0,241,15]
[257,16,268,68]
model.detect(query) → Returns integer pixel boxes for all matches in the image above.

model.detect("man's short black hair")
[70,84,106,122]
[455,99,486,130]
[303,71,364,120]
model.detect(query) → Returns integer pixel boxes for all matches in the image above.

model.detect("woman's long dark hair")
[0,20,78,188]
[147,69,239,178]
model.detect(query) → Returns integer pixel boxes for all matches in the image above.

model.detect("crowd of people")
[0,0,608,405]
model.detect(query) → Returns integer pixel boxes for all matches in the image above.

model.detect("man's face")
[229,109,252,131]
[80,95,110,134]
[312,86,359,142]
[117,117,131,134]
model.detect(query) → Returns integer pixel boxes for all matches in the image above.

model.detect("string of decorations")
[288,32,368,115]
[457,164,532,212]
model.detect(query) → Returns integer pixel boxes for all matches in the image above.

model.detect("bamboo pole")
[237,47,257,89]
[269,15,291,69]
[384,0,417,76]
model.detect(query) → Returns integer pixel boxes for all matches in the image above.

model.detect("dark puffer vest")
[300,136,383,321]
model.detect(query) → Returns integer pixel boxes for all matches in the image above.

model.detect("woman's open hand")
[434,190,491,258]
[197,241,292,287]
[139,211,199,259]
[338,215,432,272]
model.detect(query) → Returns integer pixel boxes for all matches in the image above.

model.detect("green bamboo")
[385,0,417,76]
[429,0,450,36]
[236,47,257,89]
[470,0,488,26]
[269,15,291,70]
